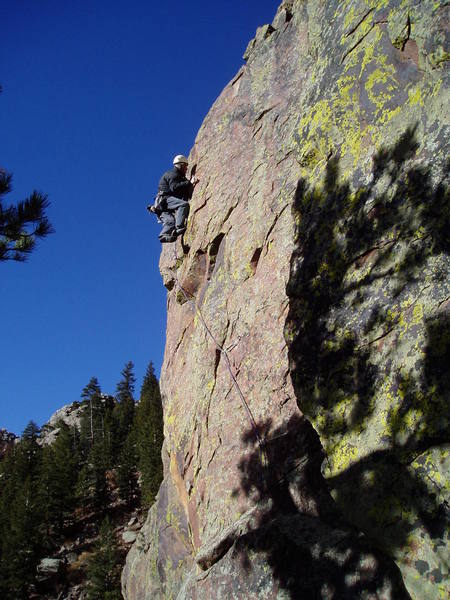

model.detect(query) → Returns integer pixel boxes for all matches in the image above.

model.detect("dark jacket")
[158,167,194,201]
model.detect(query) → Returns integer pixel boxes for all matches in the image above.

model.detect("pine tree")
[116,429,138,504]
[19,420,41,474]
[80,377,103,447]
[77,378,111,511]
[102,394,116,465]
[0,449,22,597]
[135,363,164,507]
[0,170,53,262]
[76,462,94,510]
[116,361,136,405]
[21,420,41,440]
[0,423,45,597]
[75,439,109,512]
[39,421,80,533]
[3,477,43,596]
[89,438,109,511]
[114,361,136,458]
[86,517,122,600]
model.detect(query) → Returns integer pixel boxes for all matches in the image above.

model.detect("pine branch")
[0,172,54,262]
[0,171,12,197]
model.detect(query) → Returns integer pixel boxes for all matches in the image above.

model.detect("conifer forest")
[0,361,164,599]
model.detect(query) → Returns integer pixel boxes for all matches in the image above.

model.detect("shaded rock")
[243,24,276,61]
[66,552,78,565]
[122,530,138,544]
[63,584,87,600]
[37,557,64,576]
[195,504,261,570]
[178,514,409,600]
[39,401,87,445]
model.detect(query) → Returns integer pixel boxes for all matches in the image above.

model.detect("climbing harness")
[147,192,167,223]
[169,244,268,467]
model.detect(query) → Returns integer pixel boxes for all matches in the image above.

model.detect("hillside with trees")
[0,361,163,599]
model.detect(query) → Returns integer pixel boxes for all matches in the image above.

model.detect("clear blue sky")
[1,0,279,435]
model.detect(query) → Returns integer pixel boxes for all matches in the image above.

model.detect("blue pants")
[159,196,190,239]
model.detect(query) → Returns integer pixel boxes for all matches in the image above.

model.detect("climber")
[154,155,199,243]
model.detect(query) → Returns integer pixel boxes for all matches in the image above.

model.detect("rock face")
[39,401,88,445]
[40,396,113,445]
[123,1,449,598]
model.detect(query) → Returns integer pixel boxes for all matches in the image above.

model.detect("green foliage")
[113,361,136,460]
[0,422,45,598]
[0,170,53,262]
[116,430,138,504]
[135,362,164,507]
[0,360,162,595]
[76,462,95,510]
[80,377,103,449]
[89,439,109,510]
[86,517,122,600]
[40,421,80,533]
[116,361,136,404]
[76,438,109,511]
[76,377,110,510]
[15,420,41,478]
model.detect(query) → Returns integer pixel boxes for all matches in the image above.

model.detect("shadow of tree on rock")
[232,128,448,598]
[233,415,410,599]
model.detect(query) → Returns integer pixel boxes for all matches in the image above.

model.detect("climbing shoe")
[159,235,177,243]
[176,227,186,236]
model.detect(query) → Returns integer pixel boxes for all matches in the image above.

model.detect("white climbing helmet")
[173,154,189,165]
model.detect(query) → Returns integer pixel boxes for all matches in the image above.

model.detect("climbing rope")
[169,243,266,455]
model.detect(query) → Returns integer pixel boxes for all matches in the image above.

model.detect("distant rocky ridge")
[1,400,98,448]
[39,401,88,445]
[0,428,17,458]
[123,0,448,599]
[39,395,113,445]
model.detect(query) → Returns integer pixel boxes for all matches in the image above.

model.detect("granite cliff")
[123,1,449,598]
